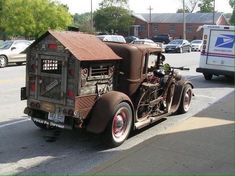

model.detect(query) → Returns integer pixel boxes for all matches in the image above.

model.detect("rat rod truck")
[21,31,193,147]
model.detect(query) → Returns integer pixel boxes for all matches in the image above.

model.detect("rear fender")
[171,80,193,113]
[86,91,134,134]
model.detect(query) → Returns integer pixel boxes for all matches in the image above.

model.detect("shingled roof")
[133,13,224,24]
[30,30,122,61]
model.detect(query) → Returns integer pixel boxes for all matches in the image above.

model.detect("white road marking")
[195,94,216,99]
[0,118,30,128]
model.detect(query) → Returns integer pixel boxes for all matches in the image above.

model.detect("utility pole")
[183,0,186,39]
[212,0,216,24]
[147,6,153,38]
[90,0,94,32]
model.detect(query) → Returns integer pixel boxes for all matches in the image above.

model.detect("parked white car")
[0,40,32,68]
[131,39,160,48]
[191,40,203,52]
[96,35,126,43]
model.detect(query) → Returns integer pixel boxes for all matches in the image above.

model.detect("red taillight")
[30,82,36,92]
[67,89,75,99]
[48,43,57,49]
[31,64,37,72]
[68,69,75,76]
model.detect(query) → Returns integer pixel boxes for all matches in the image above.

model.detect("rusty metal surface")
[86,91,133,134]
[106,43,162,98]
[47,30,122,61]
[75,95,97,119]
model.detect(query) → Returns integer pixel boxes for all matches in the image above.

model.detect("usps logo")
[215,34,235,49]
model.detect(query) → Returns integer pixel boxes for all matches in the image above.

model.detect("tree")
[198,0,214,12]
[0,0,72,38]
[99,0,129,8]
[94,6,133,34]
[177,8,190,13]
[229,0,235,7]
[73,13,93,33]
[177,0,199,13]
[229,0,235,25]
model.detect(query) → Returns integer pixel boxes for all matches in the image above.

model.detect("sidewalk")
[88,92,234,175]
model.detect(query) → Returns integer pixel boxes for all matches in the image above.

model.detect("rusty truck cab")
[106,42,163,100]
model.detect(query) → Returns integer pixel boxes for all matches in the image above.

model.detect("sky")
[57,0,233,14]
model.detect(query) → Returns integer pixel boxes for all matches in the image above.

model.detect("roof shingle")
[134,13,224,24]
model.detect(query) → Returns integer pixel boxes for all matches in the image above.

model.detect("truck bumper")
[196,68,234,77]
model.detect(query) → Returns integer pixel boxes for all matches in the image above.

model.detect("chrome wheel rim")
[112,107,130,143]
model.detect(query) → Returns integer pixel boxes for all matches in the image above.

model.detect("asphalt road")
[0,52,234,174]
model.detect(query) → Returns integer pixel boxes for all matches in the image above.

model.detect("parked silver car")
[0,40,32,68]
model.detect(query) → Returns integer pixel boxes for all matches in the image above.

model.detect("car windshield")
[133,41,145,44]
[191,40,202,44]
[0,41,13,49]
[169,40,183,45]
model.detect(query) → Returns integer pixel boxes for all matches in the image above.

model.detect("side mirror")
[11,47,16,50]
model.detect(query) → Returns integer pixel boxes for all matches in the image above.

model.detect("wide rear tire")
[103,102,133,147]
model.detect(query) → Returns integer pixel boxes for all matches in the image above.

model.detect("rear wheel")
[0,55,8,68]
[103,102,133,147]
[203,73,213,80]
[178,84,193,114]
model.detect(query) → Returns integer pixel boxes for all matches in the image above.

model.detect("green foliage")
[73,13,93,33]
[229,0,235,8]
[176,8,190,13]
[99,0,128,8]
[230,9,235,25]
[0,0,72,38]
[94,6,133,34]
[198,0,214,12]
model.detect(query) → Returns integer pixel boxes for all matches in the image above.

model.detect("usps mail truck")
[196,25,235,80]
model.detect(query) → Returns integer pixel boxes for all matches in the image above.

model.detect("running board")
[134,114,169,130]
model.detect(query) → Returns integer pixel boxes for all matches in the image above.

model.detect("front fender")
[171,79,194,113]
[86,91,133,134]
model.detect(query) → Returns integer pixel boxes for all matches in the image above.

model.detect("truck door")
[207,29,235,67]
[37,54,67,105]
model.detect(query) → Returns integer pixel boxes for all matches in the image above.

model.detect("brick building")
[131,13,229,41]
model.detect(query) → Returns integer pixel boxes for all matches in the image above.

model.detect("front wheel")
[203,73,213,80]
[178,84,193,114]
[188,47,191,53]
[0,55,8,68]
[103,102,133,147]
[179,47,183,53]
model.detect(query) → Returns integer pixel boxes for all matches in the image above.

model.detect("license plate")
[48,112,65,123]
